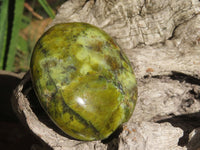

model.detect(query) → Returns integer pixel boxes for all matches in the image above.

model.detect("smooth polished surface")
[30,23,137,141]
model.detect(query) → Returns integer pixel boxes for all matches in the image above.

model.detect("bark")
[12,0,200,149]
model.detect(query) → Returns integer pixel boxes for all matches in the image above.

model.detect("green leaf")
[20,15,31,29]
[6,0,25,71]
[16,36,28,53]
[0,0,9,69]
[38,0,55,19]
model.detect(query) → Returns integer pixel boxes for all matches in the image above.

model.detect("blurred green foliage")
[0,0,57,72]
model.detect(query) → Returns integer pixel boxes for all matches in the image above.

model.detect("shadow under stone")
[101,126,122,150]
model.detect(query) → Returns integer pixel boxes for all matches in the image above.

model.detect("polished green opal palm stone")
[30,22,137,141]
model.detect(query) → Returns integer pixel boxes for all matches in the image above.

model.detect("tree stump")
[12,0,200,149]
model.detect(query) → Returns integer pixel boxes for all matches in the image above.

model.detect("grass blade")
[38,0,55,19]
[6,0,25,71]
[0,0,9,69]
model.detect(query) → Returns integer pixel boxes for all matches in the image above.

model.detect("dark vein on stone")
[45,67,100,138]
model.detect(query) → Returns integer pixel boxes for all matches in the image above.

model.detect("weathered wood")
[12,0,200,149]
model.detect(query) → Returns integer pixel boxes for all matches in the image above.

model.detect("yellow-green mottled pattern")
[30,23,137,141]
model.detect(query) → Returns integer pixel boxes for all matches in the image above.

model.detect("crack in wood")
[150,71,200,86]
[169,71,200,86]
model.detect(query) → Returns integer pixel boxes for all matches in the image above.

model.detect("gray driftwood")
[12,0,200,149]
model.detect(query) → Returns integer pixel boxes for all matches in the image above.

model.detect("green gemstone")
[30,22,137,141]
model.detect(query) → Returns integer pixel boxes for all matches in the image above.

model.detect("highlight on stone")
[30,22,137,141]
